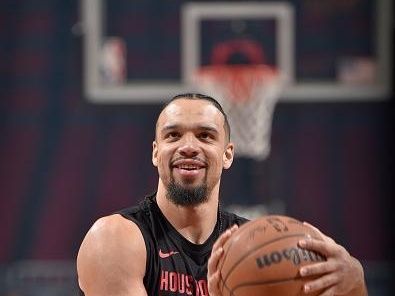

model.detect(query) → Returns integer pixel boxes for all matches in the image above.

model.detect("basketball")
[219,215,325,296]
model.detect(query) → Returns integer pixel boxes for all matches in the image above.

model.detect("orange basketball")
[219,215,325,296]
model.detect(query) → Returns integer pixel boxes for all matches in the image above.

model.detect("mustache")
[170,156,208,166]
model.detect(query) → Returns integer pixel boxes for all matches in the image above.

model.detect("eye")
[198,132,213,140]
[166,131,180,140]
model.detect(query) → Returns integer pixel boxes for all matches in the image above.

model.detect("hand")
[207,224,239,296]
[298,222,367,296]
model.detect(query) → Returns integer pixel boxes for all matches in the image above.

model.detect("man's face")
[152,98,234,205]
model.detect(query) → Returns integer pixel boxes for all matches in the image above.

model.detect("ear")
[223,142,234,169]
[152,141,158,167]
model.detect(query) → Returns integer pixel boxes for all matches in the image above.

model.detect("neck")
[156,180,220,244]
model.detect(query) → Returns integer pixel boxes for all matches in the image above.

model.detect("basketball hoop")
[193,64,283,160]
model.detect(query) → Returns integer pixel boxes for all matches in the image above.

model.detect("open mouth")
[175,164,203,171]
[171,159,207,175]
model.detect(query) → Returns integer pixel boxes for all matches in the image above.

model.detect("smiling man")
[77,93,246,296]
[77,93,367,296]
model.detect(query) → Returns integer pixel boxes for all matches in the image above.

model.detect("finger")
[208,246,224,273]
[318,286,337,296]
[298,237,338,258]
[303,273,338,294]
[212,224,238,250]
[227,223,239,235]
[208,268,221,294]
[300,261,337,277]
[230,224,239,233]
[209,225,239,277]
[209,225,239,275]
[303,222,335,243]
[209,269,221,282]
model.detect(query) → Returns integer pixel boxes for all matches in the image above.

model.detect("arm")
[298,222,367,296]
[77,214,148,296]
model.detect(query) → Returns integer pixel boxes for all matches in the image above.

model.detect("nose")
[178,133,199,157]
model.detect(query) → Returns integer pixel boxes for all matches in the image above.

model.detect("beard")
[166,180,208,206]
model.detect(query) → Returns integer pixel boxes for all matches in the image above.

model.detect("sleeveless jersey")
[118,193,248,296]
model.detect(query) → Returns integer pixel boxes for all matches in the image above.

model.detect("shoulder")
[77,214,147,295]
[78,214,146,263]
[81,214,145,248]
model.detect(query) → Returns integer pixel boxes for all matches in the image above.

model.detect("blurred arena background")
[0,0,393,295]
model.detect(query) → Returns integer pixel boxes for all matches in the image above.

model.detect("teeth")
[179,164,199,170]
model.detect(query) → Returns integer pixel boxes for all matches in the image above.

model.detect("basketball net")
[193,64,283,160]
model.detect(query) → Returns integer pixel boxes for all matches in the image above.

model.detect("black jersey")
[118,193,248,296]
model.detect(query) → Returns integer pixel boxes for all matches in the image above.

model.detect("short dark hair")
[156,93,231,141]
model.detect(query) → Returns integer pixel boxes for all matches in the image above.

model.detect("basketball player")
[77,93,367,295]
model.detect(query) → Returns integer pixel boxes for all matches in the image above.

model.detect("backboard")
[82,0,392,103]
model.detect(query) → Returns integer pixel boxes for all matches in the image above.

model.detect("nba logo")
[99,37,127,85]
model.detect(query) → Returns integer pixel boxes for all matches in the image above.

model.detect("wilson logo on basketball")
[256,247,324,268]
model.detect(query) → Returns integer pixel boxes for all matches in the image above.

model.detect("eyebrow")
[161,124,219,134]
